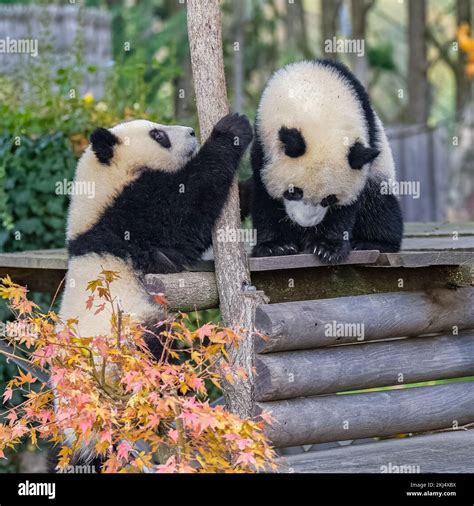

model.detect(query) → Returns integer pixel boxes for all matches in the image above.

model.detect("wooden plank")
[0,250,67,270]
[256,381,474,448]
[278,430,474,473]
[254,288,474,353]
[0,250,380,273]
[405,222,474,237]
[377,251,474,267]
[402,236,474,250]
[255,333,474,401]
[247,251,380,271]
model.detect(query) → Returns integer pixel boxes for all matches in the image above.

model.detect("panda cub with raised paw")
[251,59,403,263]
[60,113,252,348]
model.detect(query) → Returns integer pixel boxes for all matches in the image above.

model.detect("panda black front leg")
[307,202,359,264]
[308,234,352,264]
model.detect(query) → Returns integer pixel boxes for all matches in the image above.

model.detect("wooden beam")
[278,429,474,473]
[251,265,472,306]
[256,381,474,447]
[247,250,379,271]
[377,251,474,267]
[404,222,474,237]
[402,236,474,250]
[255,332,474,401]
[255,288,474,353]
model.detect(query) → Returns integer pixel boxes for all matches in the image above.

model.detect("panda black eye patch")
[278,127,306,158]
[149,129,171,149]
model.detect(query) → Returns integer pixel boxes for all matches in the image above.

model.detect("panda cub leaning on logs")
[250,59,404,263]
[60,112,252,361]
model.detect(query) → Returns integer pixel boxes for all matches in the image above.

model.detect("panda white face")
[105,119,198,173]
[257,61,380,228]
[67,119,198,239]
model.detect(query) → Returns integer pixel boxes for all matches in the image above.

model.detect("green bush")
[0,133,75,252]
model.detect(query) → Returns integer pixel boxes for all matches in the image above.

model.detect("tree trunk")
[232,0,246,112]
[456,0,472,116]
[350,0,375,87]
[407,0,429,124]
[286,0,310,58]
[186,0,267,418]
[321,0,341,60]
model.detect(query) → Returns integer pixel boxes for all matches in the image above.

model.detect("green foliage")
[0,133,75,252]
[368,43,397,72]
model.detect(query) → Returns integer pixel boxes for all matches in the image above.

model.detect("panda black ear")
[90,128,119,165]
[348,142,380,170]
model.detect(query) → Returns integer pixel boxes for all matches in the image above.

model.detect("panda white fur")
[51,113,252,471]
[251,60,403,262]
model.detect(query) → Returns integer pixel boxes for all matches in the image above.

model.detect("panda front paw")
[310,239,351,264]
[252,241,299,257]
[212,113,253,151]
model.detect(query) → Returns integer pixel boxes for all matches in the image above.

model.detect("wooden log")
[144,272,219,312]
[255,333,474,401]
[251,265,472,306]
[254,287,474,353]
[279,429,474,473]
[256,381,474,447]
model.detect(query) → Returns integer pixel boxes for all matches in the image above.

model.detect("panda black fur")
[251,59,403,263]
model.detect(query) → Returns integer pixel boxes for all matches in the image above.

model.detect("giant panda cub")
[60,112,252,355]
[52,113,251,470]
[251,60,403,263]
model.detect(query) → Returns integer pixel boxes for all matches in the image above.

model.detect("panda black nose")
[283,187,304,201]
[320,194,339,207]
[188,129,196,137]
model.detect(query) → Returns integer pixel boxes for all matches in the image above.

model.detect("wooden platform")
[0,223,472,310]
[279,430,474,473]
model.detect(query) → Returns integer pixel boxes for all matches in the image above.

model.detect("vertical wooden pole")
[186,0,266,418]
